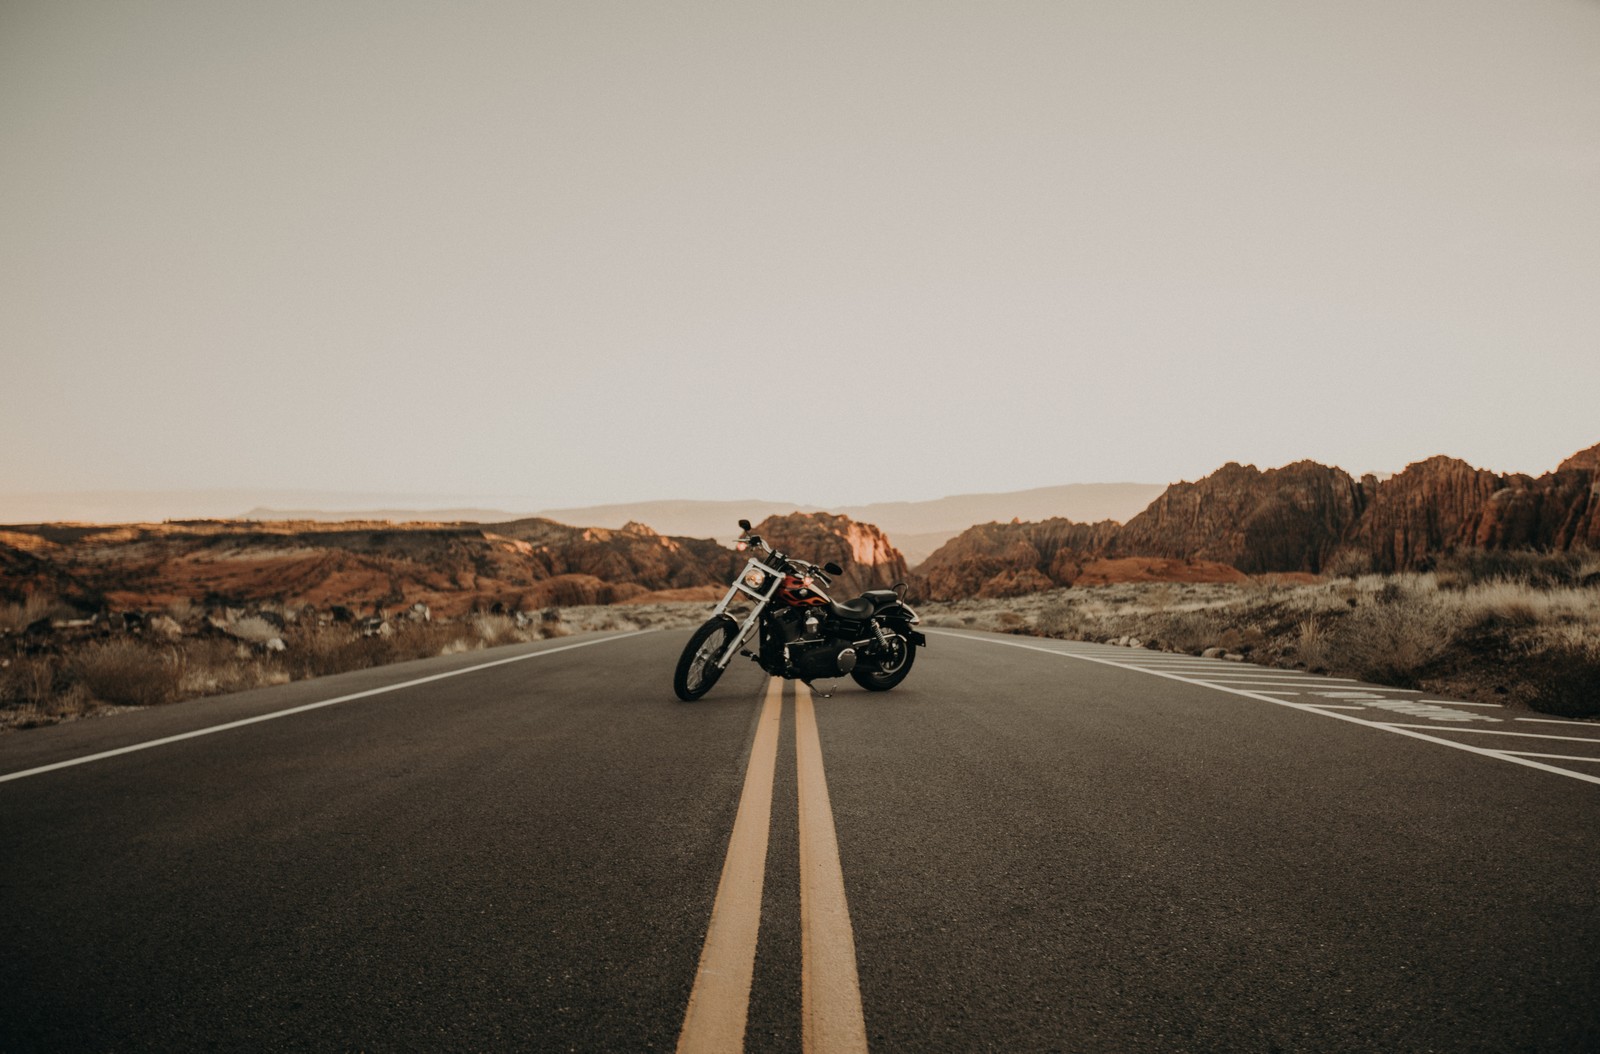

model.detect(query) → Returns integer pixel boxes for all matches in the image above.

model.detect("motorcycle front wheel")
[674,616,737,701]
[850,630,917,692]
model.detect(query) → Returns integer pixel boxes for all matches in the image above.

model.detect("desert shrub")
[1323,548,1373,579]
[473,614,519,646]
[69,640,184,707]
[1295,616,1332,671]
[177,638,272,696]
[994,611,1025,631]
[1,655,58,707]
[1035,600,1088,639]
[1455,583,1542,640]
[1434,550,1584,590]
[281,624,398,678]
[0,595,64,633]
[1152,610,1221,654]
[1521,639,1600,718]
[226,615,282,644]
[1330,588,1461,688]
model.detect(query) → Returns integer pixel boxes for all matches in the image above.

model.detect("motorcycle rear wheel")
[674,616,737,701]
[850,630,916,692]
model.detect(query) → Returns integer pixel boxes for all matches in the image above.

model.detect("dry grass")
[0,594,71,633]
[923,571,1600,717]
[67,640,185,708]
[1,600,714,733]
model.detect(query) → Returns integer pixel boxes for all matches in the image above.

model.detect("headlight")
[743,568,767,589]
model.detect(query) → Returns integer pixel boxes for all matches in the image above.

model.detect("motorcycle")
[673,519,927,701]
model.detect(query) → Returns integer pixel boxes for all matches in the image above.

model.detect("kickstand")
[806,680,835,699]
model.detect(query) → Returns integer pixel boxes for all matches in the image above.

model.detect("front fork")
[708,557,783,669]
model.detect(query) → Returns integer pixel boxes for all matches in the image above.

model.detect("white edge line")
[1424,700,1503,708]
[1516,717,1600,727]
[0,630,654,785]
[1500,751,1600,763]
[929,631,1600,787]
[1382,725,1600,744]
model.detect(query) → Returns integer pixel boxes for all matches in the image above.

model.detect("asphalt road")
[2,628,1597,1052]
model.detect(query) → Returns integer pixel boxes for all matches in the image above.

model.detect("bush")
[0,594,70,633]
[1433,550,1584,590]
[69,640,184,707]
[1332,590,1461,688]
[1295,615,1332,671]
[1523,640,1600,718]
[1153,610,1222,654]
[1,655,57,707]
[1035,600,1088,639]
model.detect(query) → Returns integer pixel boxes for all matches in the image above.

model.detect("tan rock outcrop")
[750,512,909,596]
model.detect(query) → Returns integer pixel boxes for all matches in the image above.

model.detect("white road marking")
[1516,717,1600,727]
[0,631,653,785]
[1384,726,1600,744]
[1119,669,1365,683]
[930,631,1600,787]
[1203,682,1423,692]
[1500,751,1600,763]
[1341,699,1500,723]
[1423,700,1503,708]
[1304,704,1365,710]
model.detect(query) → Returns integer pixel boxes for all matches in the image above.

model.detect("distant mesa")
[537,482,1164,565]
[241,507,532,524]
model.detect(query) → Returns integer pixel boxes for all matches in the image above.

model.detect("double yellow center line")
[677,679,868,1054]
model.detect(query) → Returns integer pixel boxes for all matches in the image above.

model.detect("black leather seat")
[829,590,899,620]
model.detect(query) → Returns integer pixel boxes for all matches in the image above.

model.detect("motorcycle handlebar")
[738,527,831,586]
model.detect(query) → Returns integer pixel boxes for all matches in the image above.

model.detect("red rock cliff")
[750,512,909,596]
[911,518,1121,601]
[1344,447,1600,571]
[1111,460,1366,573]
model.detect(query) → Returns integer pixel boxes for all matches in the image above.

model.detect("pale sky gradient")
[3,0,1598,515]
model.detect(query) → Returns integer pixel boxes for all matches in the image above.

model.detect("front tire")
[850,627,917,691]
[674,616,738,701]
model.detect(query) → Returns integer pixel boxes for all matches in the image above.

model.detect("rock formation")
[1111,461,1366,574]
[1342,446,1600,571]
[910,441,1600,597]
[749,512,909,596]
[911,518,1120,600]
[0,517,743,617]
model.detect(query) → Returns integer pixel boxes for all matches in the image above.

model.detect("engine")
[790,640,857,680]
[762,607,857,679]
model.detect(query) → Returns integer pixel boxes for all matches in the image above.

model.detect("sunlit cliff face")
[749,513,910,595]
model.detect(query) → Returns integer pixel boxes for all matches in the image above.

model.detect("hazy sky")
[4,0,1598,514]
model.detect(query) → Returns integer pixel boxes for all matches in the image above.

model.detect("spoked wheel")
[850,629,917,692]
[674,616,738,701]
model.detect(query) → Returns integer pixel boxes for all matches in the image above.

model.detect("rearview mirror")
[824,562,843,576]
[738,519,752,531]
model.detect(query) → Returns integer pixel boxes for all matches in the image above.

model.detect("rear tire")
[674,616,737,701]
[850,627,917,691]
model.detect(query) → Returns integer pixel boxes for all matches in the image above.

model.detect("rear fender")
[877,605,926,647]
